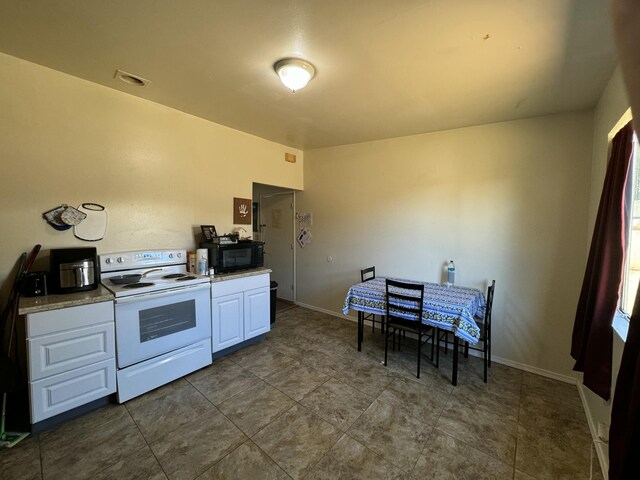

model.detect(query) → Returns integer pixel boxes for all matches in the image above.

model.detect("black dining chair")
[360,267,385,333]
[462,280,495,383]
[384,279,434,379]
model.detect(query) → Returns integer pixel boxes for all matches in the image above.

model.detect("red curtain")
[571,121,634,400]
[610,280,640,479]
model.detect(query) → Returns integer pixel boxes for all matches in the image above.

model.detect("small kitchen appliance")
[199,240,264,273]
[21,272,48,297]
[100,249,212,403]
[50,247,99,293]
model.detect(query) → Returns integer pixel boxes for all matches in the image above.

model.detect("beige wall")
[297,111,593,377]
[0,52,303,287]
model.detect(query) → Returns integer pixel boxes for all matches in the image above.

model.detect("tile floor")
[1,307,603,480]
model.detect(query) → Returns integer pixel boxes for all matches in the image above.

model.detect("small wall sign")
[234,197,252,224]
[297,227,312,248]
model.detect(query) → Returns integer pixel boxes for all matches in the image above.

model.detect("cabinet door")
[244,286,270,340]
[30,358,116,423]
[212,292,244,352]
[29,322,115,381]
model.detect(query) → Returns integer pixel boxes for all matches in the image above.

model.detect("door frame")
[258,191,296,302]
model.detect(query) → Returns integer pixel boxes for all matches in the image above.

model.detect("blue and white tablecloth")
[343,277,484,344]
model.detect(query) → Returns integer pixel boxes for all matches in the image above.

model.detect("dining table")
[343,276,485,385]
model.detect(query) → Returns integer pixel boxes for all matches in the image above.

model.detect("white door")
[212,292,244,352]
[260,192,295,302]
[244,286,270,339]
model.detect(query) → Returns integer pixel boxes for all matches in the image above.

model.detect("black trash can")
[270,281,278,324]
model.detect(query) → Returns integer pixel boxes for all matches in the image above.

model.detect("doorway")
[253,186,296,303]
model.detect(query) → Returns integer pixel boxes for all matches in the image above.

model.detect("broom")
[1,246,40,448]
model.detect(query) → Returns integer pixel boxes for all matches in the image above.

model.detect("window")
[621,132,640,314]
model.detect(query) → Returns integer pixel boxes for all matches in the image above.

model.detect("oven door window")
[222,248,252,268]
[139,300,196,342]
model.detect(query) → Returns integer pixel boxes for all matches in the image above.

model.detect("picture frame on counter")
[201,225,217,241]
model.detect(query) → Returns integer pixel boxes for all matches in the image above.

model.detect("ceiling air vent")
[114,69,150,87]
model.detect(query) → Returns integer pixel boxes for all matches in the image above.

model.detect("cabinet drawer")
[30,358,116,423]
[212,273,270,297]
[27,301,114,338]
[28,322,115,381]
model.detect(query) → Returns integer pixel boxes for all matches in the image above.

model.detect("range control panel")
[99,249,186,272]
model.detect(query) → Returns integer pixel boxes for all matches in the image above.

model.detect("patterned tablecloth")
[343,277,485,344]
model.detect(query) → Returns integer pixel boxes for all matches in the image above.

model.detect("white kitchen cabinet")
[244,286,270,339]
[212,292,244,351]
[25,301,116,423]
[211,273,270,353]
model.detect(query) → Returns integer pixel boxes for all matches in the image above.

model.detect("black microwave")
[199,241,264,273]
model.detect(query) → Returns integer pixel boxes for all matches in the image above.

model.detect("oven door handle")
[114,283,210,304]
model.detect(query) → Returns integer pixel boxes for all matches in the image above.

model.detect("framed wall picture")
[234,197,252,225]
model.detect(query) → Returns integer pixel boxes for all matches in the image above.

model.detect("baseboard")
[489,355,577,384]
[577,383,609,479]
[294,302,353,320]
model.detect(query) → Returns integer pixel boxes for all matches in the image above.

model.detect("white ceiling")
[0,0,616,150]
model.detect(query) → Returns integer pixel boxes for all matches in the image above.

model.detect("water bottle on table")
[447,260,456,287]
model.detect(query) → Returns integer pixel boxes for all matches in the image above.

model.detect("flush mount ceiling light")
[274,58,315,93]
[114,69,150,87]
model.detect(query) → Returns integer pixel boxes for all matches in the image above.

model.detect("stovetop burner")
[163,273,187,279]
[100,249,211,298]
[175,275,197,281]
[123,282,155,289]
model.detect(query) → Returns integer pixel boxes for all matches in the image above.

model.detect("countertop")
[18,267,272,314]
[18,285,114,315]
[210,267,272,283]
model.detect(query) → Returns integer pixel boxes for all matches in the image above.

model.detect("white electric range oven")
[100,249,211,402]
